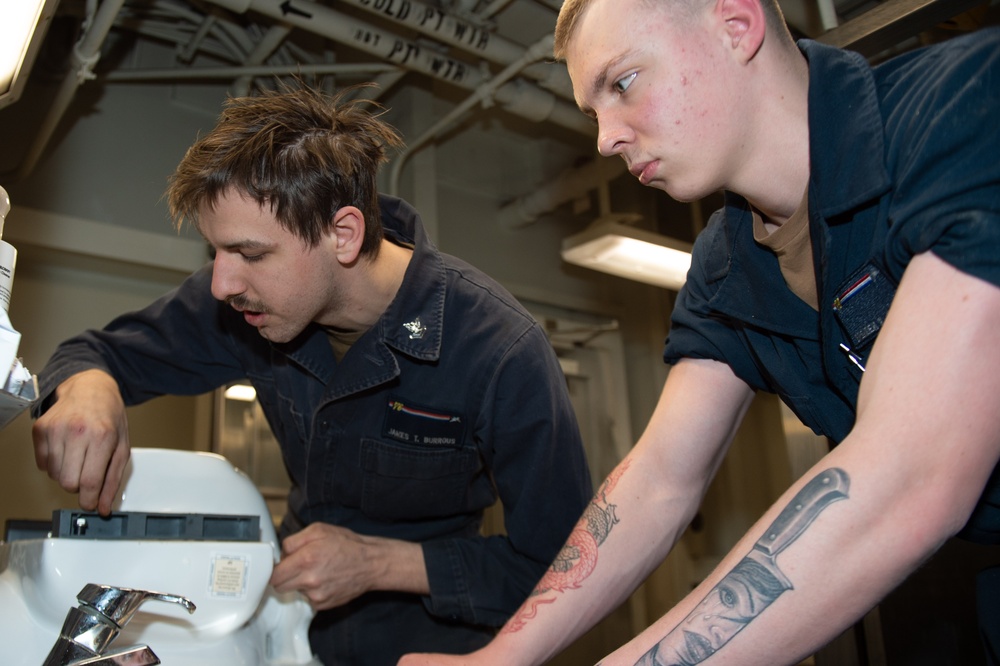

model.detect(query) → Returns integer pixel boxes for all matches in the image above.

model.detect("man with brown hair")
[401,0,1000,664]
[31,85,592,664]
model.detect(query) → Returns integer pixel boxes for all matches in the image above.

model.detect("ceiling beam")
[818,0,988,57]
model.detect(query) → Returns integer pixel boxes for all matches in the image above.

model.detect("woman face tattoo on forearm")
[637,468,850,666]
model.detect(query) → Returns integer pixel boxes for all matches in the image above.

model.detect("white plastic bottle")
[0,186,17,312]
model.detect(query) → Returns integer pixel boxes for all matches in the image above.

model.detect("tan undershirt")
[323,238,414,361]
[326,327,364,361]
[752,189,818,310]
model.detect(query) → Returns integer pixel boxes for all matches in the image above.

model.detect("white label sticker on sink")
[210,554,249,598]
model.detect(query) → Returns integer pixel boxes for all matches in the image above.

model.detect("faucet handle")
[41,585,197,666]
[77,583,197,627]
[57,645,161,665]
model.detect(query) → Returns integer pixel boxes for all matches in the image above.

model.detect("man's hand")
[271,522,429,610]
[32,369,130,515]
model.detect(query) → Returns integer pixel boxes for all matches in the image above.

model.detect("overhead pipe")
[203,0,592,136]
[177,14,218,62]
[448,0,518,20]
[477,0,520,20]
[336,0,573,98]
[497,156,627,229]
[389,33,554,196]
[816,0,840,31]
[206,0,488,88]
[231,23,294,95]
[104,62,402,82]
[14,0,128,181]
[117,1,238,61]
[816,0,985,57]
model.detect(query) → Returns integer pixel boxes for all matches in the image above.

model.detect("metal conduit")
[13,0,589,180]
[205,0,488,89]
[497,157,627,229]
[105,62,402,82]
[336,0,573,98]
[177,14,218,62]
[388,33,554,196]
[232,23,294,96]
[478,0,520,20]
[451,0,521,19]
[204,0,592,135]
[14,0,128,181]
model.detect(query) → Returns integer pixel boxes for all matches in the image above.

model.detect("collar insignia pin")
[404,317,426,340]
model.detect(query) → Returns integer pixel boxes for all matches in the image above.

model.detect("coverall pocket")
[360,439,480,521]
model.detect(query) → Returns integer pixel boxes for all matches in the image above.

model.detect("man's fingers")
[29,370,130,513]
[31,418,59,476]
[96,438,131,515]
[270,552,308,591]
[281,521,338,555]
[77,426,128,513]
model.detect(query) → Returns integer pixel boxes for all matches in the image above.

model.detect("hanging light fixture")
[0,0,59,110]
[561,215,693,291]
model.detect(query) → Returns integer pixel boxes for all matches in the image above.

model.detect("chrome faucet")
[42,583,196,666]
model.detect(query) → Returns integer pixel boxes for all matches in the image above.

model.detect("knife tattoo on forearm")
[636,468,850,666]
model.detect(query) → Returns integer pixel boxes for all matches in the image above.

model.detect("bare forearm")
[605,453,980,666]
[601,255,1000,666]
[480,457,702,665]
[630,467,855,665]
[397,361,756,666]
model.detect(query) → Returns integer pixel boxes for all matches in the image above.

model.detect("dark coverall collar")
[272,194,447,399]
[705,39,892,340]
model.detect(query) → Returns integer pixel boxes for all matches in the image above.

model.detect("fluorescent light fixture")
[0,0,59,111]
[224,383,257,402]
[561,217,693,291]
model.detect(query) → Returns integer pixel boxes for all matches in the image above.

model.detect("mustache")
[227,294,268,313]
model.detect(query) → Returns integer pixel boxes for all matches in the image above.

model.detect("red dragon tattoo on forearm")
[501,458,632,633]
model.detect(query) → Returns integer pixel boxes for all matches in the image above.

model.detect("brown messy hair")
[167,83,403,259]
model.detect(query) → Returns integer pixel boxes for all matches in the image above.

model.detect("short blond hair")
[554,0,788,61]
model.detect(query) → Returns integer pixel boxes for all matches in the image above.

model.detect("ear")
[329,205,366,266]
[716,0,767,63]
